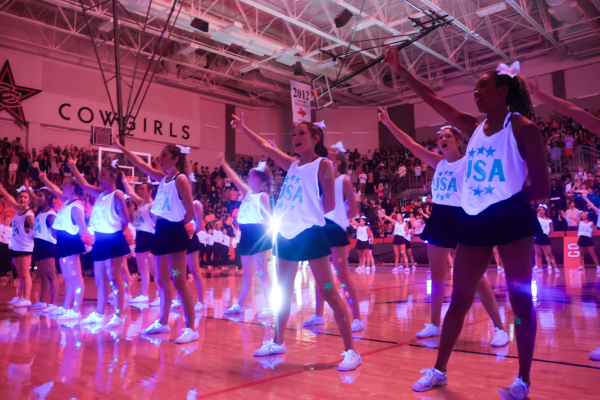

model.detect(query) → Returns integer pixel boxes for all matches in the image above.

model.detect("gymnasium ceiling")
[0,0,599,107]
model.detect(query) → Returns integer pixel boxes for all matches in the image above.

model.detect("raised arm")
[175,175,195,225]
[378,107,444,168]
[384,44,480,137]
[38,172,67,201]
[582,193,599,214]
[24,179,38,209]
[528,77,600,135]
[231,113,296,171]
[0,184,19,210]
[349,219,359,229]
[343,176,359,219]
[112,135,165,181]
[67,158,103,197]
[217,152,250,195]
[121,177,143,206]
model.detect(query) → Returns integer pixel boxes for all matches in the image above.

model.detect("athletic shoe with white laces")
[355,266,364,272]
[412,367,448,392]
[175,328,199,344]
[124,293,132,302]
[224,303,244,314]
[499,377,529,400]
[415,323,441,338]
[257,308,274,319]
[577,265,584,270]
[596,266,600,272]
[302,314,325,327]
[338,349,361,371]
[532,265,540,271]
[7,297,19,305]
[365,266,370,272]
[490,327,509,347]
[194,302,207,311]
[149,297,161,306]
[392,267,399,273]
[28,301,47,310]
[58,309,82,320]
[50,306,68,315]
[43,304,58,313]
[130,295,149,303]
[351,319,365,332]
[143,320,171,334]
[412,265,417,270]
[81,312,106,325]
[547,265,552,270]
[404,267,410,274]
[105,315,125,329]
[372,265,376,271]
[254,339,286,356]
[171,299,182,308]
[589,347,600,361]
[13,299,32,308]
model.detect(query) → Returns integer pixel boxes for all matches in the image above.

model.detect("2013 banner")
[290,80,311,126]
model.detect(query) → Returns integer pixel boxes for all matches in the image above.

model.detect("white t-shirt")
[564,137,574,149]
[358,174,367,184]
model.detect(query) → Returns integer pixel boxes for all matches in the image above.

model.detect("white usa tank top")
[11,211,34,252]
[578,221,593,238]
[33,210,57,244]
[462,112,528,215]
[151,174,187,222]
[53,201,84,235]
[356,225,368,242]
[432,158,464,207]
[276,158,326,240]
[538,217,552,236]
[237,192,265,224]
[393,221,405,236]
[133,202,155,234]
[89,190,123,234]
[213,230,223,245]
[325,175,350,229]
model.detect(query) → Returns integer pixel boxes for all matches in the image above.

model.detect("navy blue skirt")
[534,234,551,246]
[187,234,201,254]
[393,235,410,246]
[274,225,331,262]
[56,230,85,259]
[238,223,273,256]
[91,231,130,262]
[323,219,350,248]
[152,219,190,256]
[420,204,465,249]
[577,235,593,247]
[135,230,153,253]
[355,239,369,251]
[32,238,56,262]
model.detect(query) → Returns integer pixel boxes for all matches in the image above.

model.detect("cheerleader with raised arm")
[378,212,409,272]
[349,217,374,273]
[114,138,199,344]
[68,158,131,329]
[1,183,34,308]
[573,200,599,271]
[231,113,361,371]
[533,205,557,271]
[38,171,89,318]
[218,153,274,319]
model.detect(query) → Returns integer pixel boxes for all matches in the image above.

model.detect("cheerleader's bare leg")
[121,261,132,297]
[393,245,400,269]
[135,251,153,297]
[187,251,205,304]
[534,244,544,268]
[330,246,360,320]
[69,255,84,313]
[38,259,50,304]
[16,256,32,301]
[107,256,126,318]
[94,261,109,315]
[273,259,301,345]
[167,251,195,329]
[427,244,448,327]
[542,246,557,269]
[475,277,504,331]
[154,255,173,325]
[238,256,255,307]
[60,257,74,310]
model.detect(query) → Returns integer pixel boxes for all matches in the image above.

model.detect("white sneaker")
[499,377,529,400]
[257,308,274,319]
[412,265,417,270]
[7,297,19,305]
[589,346,600,361]
[28,302,47,310]
[58,309,82,320]
[355,266,364,272]
[365,266,370,272]
[596,266,600,272]
[50,306,68,315]
[392,267,399,273]
[403,268,410,274]
[532,265,540,271]
[338,349,361,371]
[490,327,509,347]
[13,299,32,308]
[81,312,106,325]
[175,328,199,344]
[224,304,244,314]
[577,265,584,270]
[130,295,149,303]
[412,367,448,392]
[124,293,132,302]
[105,315,125,329]
[194,302,207,311]
[43,304,58,313]
[547,265,552,270]
[254,339,286,356]
[302,315,325,327]
[351,319,365,332]
[149,297,161,306]
[415,323,441,338]
[372,266,376,271]
[143,320,171,334]
[171,299,182,308]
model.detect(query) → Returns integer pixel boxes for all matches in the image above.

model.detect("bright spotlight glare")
[270,282,282,314]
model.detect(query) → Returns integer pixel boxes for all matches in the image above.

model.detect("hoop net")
[124,176,139,183]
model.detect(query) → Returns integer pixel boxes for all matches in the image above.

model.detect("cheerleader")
[0,218,11,280]
[122,180,157,304]
[232,113,361,371]
[378,212,409,272]
[68,158,131,329]
[114,139,199,344]
[221,229,231,266]
[533,205,557,271]
[205,225,214,267]
[219,153,274,319]
[0,183,34,308]
[575,211,599,270]
[349,217,373,273]
[212,225,224,268]
[186,197,207,311]
[302,142,364,332]
[38,172,88,319]
[387,48,548,398]
[26,185,59,311]
[366,235,375,272]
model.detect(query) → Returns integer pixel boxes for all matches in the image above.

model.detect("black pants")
[221,244,230,265]
[198,244,206,267]
[205,245,213,265]
[0,242,12,276]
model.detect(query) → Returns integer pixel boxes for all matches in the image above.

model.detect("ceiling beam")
[505,0,564,51]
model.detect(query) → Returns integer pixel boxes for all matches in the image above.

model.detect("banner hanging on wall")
[290,80,311,125]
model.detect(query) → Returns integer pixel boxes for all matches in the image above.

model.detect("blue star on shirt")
[288,204,295,211]
[437,194,443,200]
[484,184,495,194]
[289,174,296,182]
[445,193,452,200]
[276,202,284,209]
[485,147,496,158]
[294,176,301,184]
[477,145,486,155]
[468,149,476,158]
[472,186,483,196]
[447,171,454,176]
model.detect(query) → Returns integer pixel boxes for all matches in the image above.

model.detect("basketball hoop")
[124,176,139,183]
[312,74,334,110]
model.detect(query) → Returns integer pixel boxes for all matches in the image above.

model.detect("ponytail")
[490,71,535,121]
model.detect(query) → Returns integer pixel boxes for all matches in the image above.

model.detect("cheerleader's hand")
[217,152,225,164]
[184,223,194,238]
[66,157,77,167]
[525,77,540,97]
[39,171,47,181]
[377,106,391,126]
[112,134,124,150]
[230,113,248,134]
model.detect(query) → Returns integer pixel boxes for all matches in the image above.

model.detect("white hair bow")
[330,141,346,152]
[189,172,197,183]
[314,120,326,130]
[537,204,548,210]
[111,159,119,168]
[436,125,461,134]
[16,186,32,193]
[255,161,267,172]
[176,145,191,154]
[124,194,130,200]
[147,177,160,186]
[37,186,49,191]
[496,61,520,79]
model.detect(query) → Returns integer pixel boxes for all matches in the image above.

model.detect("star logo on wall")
[0,61,42,124]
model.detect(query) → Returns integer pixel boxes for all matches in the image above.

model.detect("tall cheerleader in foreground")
[302,140,364,332]
[114,138,199,344]
[1,184,34,308]
[69,158,131,329]
[39,172,89,318]
[218,153,274,319]
[231,113,361,371]
[378,108,508,344]
[387,48,549,399]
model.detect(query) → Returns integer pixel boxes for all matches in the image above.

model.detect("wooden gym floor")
[0,264,598,399]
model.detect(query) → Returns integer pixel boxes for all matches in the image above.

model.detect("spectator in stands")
[564,201,580,231]
[575,166,587,182]
[548,179,563,217]
[413,163,422,186]
[548,143,562,173]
